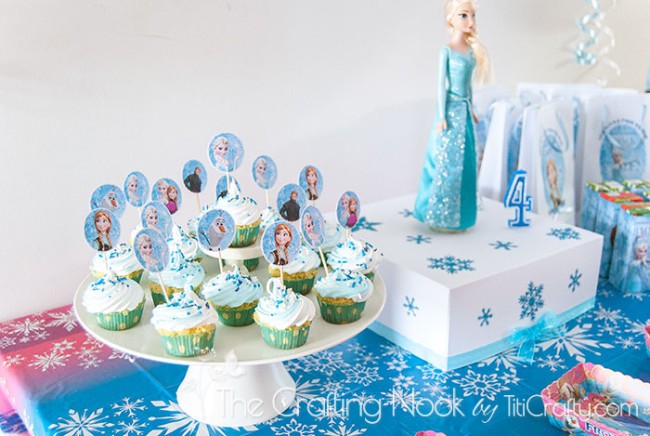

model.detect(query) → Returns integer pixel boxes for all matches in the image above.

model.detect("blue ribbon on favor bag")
[510,312,563,364]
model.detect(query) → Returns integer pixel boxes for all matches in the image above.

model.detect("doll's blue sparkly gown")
[414,46,477,231]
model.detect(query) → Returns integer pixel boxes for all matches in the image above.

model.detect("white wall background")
[1,0,649,321]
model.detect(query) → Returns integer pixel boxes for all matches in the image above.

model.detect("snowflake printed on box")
[547,227,581,240]
[478,308,493,327]
[518,282,544,321]
[398,209,413,218]
[406,235,431,245]
[351,217,382,232]
[403,296,419,317]
[489,241,517,251]
[568,269,582,293]
[428,256,475,274]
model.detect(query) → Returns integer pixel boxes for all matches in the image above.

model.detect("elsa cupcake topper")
[134,228,171,302]
[252,155,278,208]
[301,205,329,275]
[151,178,182,216]
[123,172,149,210]
[337,191,361,236]
[140,201,173,239]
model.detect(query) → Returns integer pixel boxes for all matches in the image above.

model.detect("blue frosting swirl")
[202,265,263,308]
[314,269,374,302]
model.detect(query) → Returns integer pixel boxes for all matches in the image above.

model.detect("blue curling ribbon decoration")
[574,0,620,84]
[510,312,563,364]
[575,0,601,66]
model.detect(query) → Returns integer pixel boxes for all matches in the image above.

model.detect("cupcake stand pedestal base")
[74,241,386,428]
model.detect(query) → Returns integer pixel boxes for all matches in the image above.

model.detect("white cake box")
[352,194,602,371]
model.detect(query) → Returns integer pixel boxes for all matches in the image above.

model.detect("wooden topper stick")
[218,249,224,275]
[103,251,110,273]
[347,228,351,239]
[265,190,270,209]
[157,272,170,303]
[280,266,284,282]
[318,247,329,276]
[226,170,231,192]
[195,193,202,214]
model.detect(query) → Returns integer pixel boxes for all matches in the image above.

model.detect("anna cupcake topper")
[301,205,329,275]
[208,133,244,194]
[277,183,307,223]
[197,209,236,275]
[182,160,208,213]
[123,172,150,212]
[141,201,174,239]
[262,221,301,282]
[299,165,323,206]
[84,208,121,272]
[90,184,127,219]
[134,228,171,302]
[252,155,278,208]
[337,191,361,238]
[151,178,182,216]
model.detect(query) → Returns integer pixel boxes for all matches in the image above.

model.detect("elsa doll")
[414,0,490,232]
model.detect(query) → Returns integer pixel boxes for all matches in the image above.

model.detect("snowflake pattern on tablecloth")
[403,296,419,317]
[427,256,475,274]
[547,227,581,240]
[568,269,582,293]
[406,235,431,244]
[452,369,509,401]
[398,209,413,218]
[518,282,544,321]
[48,408,115,436]
[489,241,517,251]
[351,217,382,232]
[477,308,493,327]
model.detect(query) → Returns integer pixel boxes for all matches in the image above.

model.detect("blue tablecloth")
[0,281,648,435]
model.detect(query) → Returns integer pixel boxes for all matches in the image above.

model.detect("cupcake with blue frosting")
[268,245,320,295]
[83,270,145,330]
[90,242,144,283]
[314,269,373,324]
[326,237,382,281]
[321,220,345,261]
[151,287,218,357]
[254,278,315,349]
[260,206,283,231]
[215,184,261,247]
[202,265,263,326]
[148,247,206,306]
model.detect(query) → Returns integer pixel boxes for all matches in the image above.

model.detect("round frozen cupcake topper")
[151,178,182,215]
[182,160,208,194]
[301,205,325,249]
[207,133,244,173]
[141,201,174,238]
[84,208,121,252]
[252,155,278,190]
[133,228,170,273]
[90,184,127,218]
[262,222,301,266]
[215,175,241,200]
[123,172,149,208]
[299,165,323,201]
[337,191,361,229]
[277,183,307,222]
[197,209,236,252]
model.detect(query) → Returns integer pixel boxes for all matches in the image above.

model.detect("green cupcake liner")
[124,269,144,284]
[259,324,311,349]
[94,299,145,331]
[159,329,215,357]
[243,257,260,272]
[283,275,316,296]
[150,283,202,307]
[364,271,376,282]
[214,303,257,327]
[317,299,366,324]
[230,224,260,248]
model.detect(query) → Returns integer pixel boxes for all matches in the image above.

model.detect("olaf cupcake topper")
[262,222,301,280]
[301,205,329,275]
[123,172,149,210]
[277,183,307,223]
[215,175,241,200]
[197,209,236,274]
[90,184,127,218]
[252,155,278,207]
[299,165,323,204]
[337,191,361,236]
[182,160,208,213]
[84,208,121,254]
[134,228,171,302]
[151,178,183,215]
[141,201,174,239]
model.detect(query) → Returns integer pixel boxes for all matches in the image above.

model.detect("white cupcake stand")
[73,240,386,428]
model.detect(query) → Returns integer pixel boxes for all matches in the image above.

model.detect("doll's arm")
[436,47,450,132]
